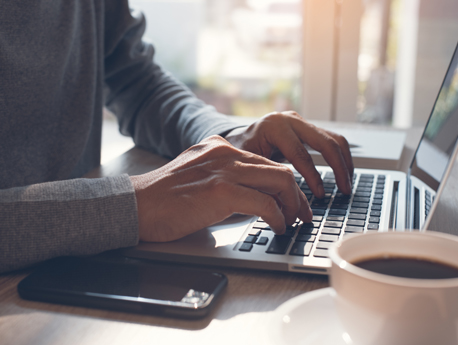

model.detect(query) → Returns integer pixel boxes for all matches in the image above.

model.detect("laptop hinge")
[413,187,420,229]
[389,181,399,229]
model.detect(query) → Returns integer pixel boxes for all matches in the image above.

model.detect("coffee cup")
[328,231,458,345]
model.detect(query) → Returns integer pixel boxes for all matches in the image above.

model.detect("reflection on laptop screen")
[410,45,458,191]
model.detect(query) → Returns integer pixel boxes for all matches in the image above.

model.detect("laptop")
[123,43,458,275]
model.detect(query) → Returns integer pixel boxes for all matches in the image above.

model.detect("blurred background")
[102,0,458,163]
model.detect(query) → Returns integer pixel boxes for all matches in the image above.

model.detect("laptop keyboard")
[238,170,386,258]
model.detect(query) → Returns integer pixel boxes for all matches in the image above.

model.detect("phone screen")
[18,257,227,317]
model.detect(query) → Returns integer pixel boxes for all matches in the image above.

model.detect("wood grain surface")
[2,125,457,345]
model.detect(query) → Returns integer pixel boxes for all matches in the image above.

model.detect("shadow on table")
[3,261,328,332]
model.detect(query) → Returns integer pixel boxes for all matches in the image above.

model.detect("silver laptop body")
[123,43,458,275]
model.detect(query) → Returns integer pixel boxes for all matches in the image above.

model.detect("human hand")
[224,111,354,198]
[130,135,312,242]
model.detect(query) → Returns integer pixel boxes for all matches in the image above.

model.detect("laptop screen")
[409,43,458,191]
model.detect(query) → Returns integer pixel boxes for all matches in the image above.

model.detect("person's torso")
[0,1,106,188]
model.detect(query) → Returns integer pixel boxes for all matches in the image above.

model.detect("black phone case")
[17,257,227,319]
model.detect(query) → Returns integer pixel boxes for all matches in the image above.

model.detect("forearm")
[0,175,139,273]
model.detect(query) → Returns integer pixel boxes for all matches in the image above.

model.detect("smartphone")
[17,256,227,319]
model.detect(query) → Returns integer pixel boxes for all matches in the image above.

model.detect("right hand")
[130,135,312,242]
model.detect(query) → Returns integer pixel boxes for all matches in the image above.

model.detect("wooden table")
[1,125,458,345]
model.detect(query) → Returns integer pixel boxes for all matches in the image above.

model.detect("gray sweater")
[0,0,240,273]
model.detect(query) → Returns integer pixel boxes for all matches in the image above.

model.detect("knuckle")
[202,140,237,161]
[209,176,232,195]
[323,136,341,153]
[280,167,296,186]
[262,112,283,123]
[284,110,301,119]
[262,196,279,215]
[335,133,350,150]
[293,145,313,165]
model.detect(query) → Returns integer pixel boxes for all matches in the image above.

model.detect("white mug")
[329,231,458,345]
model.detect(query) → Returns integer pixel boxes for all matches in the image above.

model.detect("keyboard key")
[244,235,258,243]
[312,216,323,222]
[311,204,327,210]
[352,202,369,208]
[253,223,270,230]
[301,222,314,229]
[312,198,331,204]
[327,216,344,222]
[334,195,351,201]
[348,213,366,220]
[299,227,318,235]
[334,192,351,198]
[239,243,253,252]
[330,203,349,209]
[316,241,333,249]
[344,226,364,233]
[359,174,374,178]
[356,187,372,192]
[358,182,373,188]
[373,193,384,200]
[354,192,371,198]
[353,197,370,203]
[266,236,292,254]
[347,219,365,227]
[281,226,297,237]
[328,209,347,216]
[319,234,340,242]
[322,227,341,235]
[370,211,381,217]
[313,248,329,258]
[324,221,343,228]
[256,236,269,245]
[289,242,313,256]
[371,205,382,211]
[248,229,262,236]
[311,209,326,216]
[369,217,380,223]
[372,199,383,205]
[368,223,379,230]
[295,234,316,242]
[350,207,367,214]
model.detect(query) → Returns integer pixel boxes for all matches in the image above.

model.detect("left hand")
[224,111,354,198]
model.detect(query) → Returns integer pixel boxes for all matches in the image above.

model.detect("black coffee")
[353,256,458,279]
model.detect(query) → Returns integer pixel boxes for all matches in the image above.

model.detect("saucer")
[269,287,352,345]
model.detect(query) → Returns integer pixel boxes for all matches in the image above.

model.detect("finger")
[229,185,286,234]
[322,129,354,181]
[263,126,326,198]
[288,119,353,194]
[229,163,313,224]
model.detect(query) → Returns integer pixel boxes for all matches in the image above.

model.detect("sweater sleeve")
[103,1,243,158]
[0,175,139,273]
